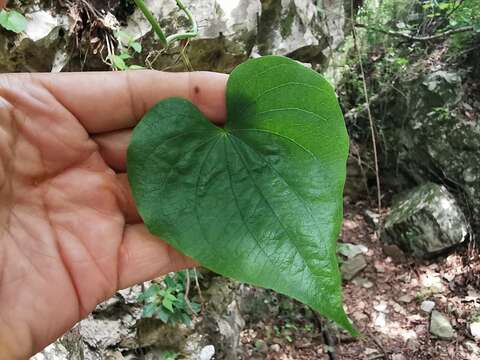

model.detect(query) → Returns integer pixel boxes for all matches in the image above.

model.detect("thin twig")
[183,270,196,315]
[133,0,198,48]
[351,2,382,223]
[193,267,205,312]
[355,22,473,42]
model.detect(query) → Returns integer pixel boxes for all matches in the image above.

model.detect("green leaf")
[138,283,161,301]
[131,41,142,53]
[156,308,170,323]
[162,298,174,312]
[127,55,355,334]
[128,65,145,70]
[116,30,132,46]
[0,9,27,33]
[118,52,132,60]
[142,303,158,317]
[108,54,127,70]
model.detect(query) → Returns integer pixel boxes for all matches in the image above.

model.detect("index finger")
[34,70,228,134]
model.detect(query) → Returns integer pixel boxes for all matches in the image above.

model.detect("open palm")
[0,71,227,359]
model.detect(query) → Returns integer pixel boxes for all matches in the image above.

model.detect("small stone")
[338,243,368,259]
[341,255,367,281]
[398,295,413,303]
[352,277,374,289]
[430,311,455,340]
[469,322,480,339]
[381,183,468,258]
[374,312,386,328]
[374,302,388,313]
[391,354,406,360]
[199,345,215,360]
[420,300,435,313]
[365,347,379,355]
[270,344,281,352]
[465,341,480,355]
[392,302,407,315]
[443,272,456,282]
[374,263,385,273]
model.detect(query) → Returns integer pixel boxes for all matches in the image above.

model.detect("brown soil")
[240,199,480,360]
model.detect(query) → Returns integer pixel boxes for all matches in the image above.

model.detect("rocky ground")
[238,199,480,360]
[32,198,480,360]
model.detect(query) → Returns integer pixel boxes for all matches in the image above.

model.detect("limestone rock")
[341,254,367,281]
[365,66,480,235]
[470,321,480,340]
[122,0,261,72]
[420,300,435,313]
[0,6,70,72]
[430,310,455,340]
[29,342,70,360]
[381,183,468,258]
[255,0,326,60]
[2,0,350,76]
[338,242,368,259]
[199,345,215,360]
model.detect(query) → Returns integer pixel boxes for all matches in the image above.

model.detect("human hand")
[0,70,227,359]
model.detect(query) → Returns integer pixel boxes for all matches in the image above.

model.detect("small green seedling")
[138,270,200,325]
[108,30,144,71]
[128,55,356,335]
[0,9,27,33]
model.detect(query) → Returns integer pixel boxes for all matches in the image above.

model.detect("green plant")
[127,55,356,334]
[161,351,179,360]
[107,30,144,71]
[133,0,198,48]
[138,270,200,325]
[0,9,27,33]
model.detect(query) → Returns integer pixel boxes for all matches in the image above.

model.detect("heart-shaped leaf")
[128,55,355,333]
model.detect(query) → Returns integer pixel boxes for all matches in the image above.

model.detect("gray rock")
[338,242,368,259]
[199,277,245,360]
[430,310,455,340]
[30,342,70,360]
[465,341,480,355]
[254,0,326,60]
[123,0,260,72]
[381,183,468,258]
[398,295,413,304]
[0,2,71,72]
[2,0,350,76]
[469,321,480,339]
[352,277,374,289]
[199,345,215,360]
[420,300,435,313]
[136,276,244,360]
[270,343,281,352]
[341,255,367,281]
[363,66,480,235]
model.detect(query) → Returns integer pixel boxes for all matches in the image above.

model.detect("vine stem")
[133,0,168,47]
[133,0,198,48]
[166,0,198,44]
